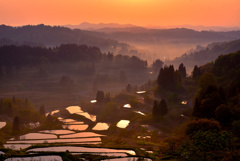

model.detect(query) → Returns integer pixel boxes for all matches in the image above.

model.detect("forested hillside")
[167,39,240,72]
[0,24,137,56]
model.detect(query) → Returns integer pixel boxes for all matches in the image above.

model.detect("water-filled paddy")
[91,100,97,103]
[116,120,130,128]
[60,132,105,138]
[10,133,57,140]
[27,146,136,155]
[4,144,33,150]
[0,122,6,129]
[136,91,146,94]
[92,123,109,130]
[102,157,152,161]
[61,118,78,123]
[66,106,83,114]
[7,137,101,144]
[39,129,75,135]
[64,121,85,125]
[123,104,131,108]
[62,124,88,131]
[5,156,63,161]
[75,112,96,122]
[134,111,145,116]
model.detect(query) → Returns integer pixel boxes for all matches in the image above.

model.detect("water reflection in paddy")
[92,123,109,130]
[7,137,101,144]
[61,119,77,123]
[75,112,96,122]
[62,124,88,131]
[65,121,85,125]
[74,152,128,157]
[39,130,75,135]
[91,100,97,103]
[181,101,188,105]
[136,91,146,94]
[27,146,136,155]
[10,133,57,140]
[45,110,59,116]
[123,104,131,108]
[66,106,96,121]
[4,144,33,150]
[116,120,130,128]
[60,132,105,138]
[103,157,152,161]
[66,106,83,114]
[4,142,102,150]
[134,111,145,116]
[0,122,6,129]
[5,156,63,161]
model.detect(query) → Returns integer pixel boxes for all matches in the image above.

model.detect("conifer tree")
[152,100,159,120]
[178,63,187,78]
[159,99,168,116]
[96,90,105,103]
[12,116,20,135]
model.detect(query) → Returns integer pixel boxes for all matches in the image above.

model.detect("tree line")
[0,44,147,77]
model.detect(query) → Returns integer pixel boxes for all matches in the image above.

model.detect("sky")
[1,0,240,27]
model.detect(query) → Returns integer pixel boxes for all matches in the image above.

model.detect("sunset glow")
[1,0,240,27]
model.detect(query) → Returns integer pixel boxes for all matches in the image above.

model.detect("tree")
[152,59,163,71]
[157,65,179,91]
[215,104,233,126]
[152,100,159,121]
[12,116,20,135]
[7,102,13,116]
[192,65,201,80]
[198,72,217,92]
[193,85,222,119]
[181,130,232,161]
[96,90,105,103]
[178,63,186,78]
[185,118,221,136]
[232,120,240,138]
[105,93,111,103]
[39,105,45,115]
[126,84,132,92]
[159,99,168,116]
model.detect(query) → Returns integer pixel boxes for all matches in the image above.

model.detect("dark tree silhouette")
[178,63,186,78]
[159,99,168,116]
[157,65,180,91]
[192,65,201,80]
[152,100,159,121]
[12,116,20,135]
[7,102,13,116]
[126,84,132,92]
[215,104,233,126]
[96,90,105,103]
[152,59,163,71]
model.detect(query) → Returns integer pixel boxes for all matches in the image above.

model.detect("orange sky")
[1,0,240,27]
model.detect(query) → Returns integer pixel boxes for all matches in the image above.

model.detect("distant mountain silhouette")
[94,27,240,44]
[146,25,240,32]
[0,24,137,55]
[64,22,137,30]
